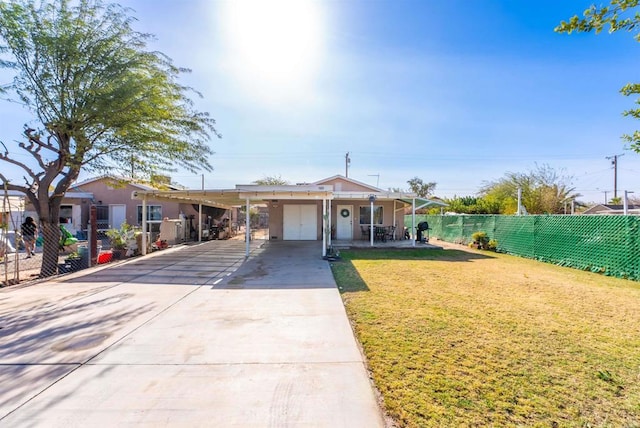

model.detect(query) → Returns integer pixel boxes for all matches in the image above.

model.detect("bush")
[471,231,490,249]
[488,239,498,251]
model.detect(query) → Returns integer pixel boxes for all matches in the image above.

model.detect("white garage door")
[283,205,317,240]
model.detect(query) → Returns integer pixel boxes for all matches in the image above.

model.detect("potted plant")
[63,251,83,272]
[105,223,131,259]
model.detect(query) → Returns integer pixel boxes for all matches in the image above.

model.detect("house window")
[359,206,383,225]
[96,205,109,230]
[60,205,73,224]
[137,205,162,223]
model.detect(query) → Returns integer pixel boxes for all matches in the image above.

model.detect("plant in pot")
[64,251,83,272]
[105,223,131,259]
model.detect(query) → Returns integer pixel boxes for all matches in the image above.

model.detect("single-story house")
[582,204,640,215]
[132,174,446,257]
[23,175,230,240]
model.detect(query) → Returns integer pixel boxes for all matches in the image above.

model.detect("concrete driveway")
[0,240,385,427]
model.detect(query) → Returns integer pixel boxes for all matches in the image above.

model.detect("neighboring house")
[71,175,228,238]
[21,175,226,239]
[582,204,640,215]
[1,190,26,231]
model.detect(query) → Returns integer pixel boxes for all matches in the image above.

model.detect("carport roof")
[131,184,447,209]
[131,184,335,209]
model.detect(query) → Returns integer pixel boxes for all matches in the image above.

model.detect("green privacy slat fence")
[405,214,640,281]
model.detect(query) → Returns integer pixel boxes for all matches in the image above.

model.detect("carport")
[132,183,447,258]
[132,184,333,257]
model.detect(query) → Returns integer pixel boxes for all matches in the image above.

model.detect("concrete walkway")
[0,240,385,427]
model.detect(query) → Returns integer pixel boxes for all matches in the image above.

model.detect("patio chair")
[360,225,370,240]
[385,225,396,241]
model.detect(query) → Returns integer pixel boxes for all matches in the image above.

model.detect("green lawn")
[331,246,640,427]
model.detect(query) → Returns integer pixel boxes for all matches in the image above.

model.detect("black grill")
[416,221,429,243]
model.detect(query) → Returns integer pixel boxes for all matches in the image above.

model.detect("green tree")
[609,196,623,204]
[480,165,581,214]
[556,1,640,151]
[0,0,218,276]
[441,195,502,214]
[407,177,437,198]
[252,175,289,185]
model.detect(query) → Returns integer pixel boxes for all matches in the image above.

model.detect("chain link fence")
[406,214,640,281]
[1,187,99,285]
[1,217,85,285]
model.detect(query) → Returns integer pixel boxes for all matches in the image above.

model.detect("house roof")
[72,174,183,191]
[62,191,94,199]
[313,175,381,192]
[131,176,447,211]
[582,204,640,215]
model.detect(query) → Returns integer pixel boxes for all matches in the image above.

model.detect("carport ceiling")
[131,185,335,209]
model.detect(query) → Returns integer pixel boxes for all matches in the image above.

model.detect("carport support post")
[245,196,250,257]
[369,194,375,247]
[327,199,332,248]
[412,198,416,247]
[142,196,147,256]
[393,200,397,240]
[322,199,327,258]
[198,203,202,242]
[198,175,203,242]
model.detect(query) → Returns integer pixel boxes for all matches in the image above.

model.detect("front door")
[109,204,126,229]
[336,205,353,240]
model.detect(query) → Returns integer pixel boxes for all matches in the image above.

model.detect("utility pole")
[603,190,608,204]
[606,154,624,199]
[345,152,351,178]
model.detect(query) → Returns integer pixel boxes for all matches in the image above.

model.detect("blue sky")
[2,0,640,203]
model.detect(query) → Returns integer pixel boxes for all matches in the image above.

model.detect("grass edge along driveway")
[331,246,640,427]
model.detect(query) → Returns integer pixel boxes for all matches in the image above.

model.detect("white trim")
[328,199,332,247]
[322,199,327,257]
[142,196,147,256]
[245,197,250,257]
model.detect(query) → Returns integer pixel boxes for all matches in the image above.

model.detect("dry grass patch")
[331,247,640,427]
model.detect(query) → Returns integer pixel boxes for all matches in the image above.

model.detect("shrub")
[471,231,489,249]
[488,239,498,251]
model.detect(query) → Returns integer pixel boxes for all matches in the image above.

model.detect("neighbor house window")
[359,206,383,225]
[59,205,73,224]
[137,205,162,223]
[96,205,109,230]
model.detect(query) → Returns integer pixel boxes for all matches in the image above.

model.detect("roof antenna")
[345,152,351,178]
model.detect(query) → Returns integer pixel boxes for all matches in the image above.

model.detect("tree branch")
[0,173,29,194]
[0,150,39,181]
